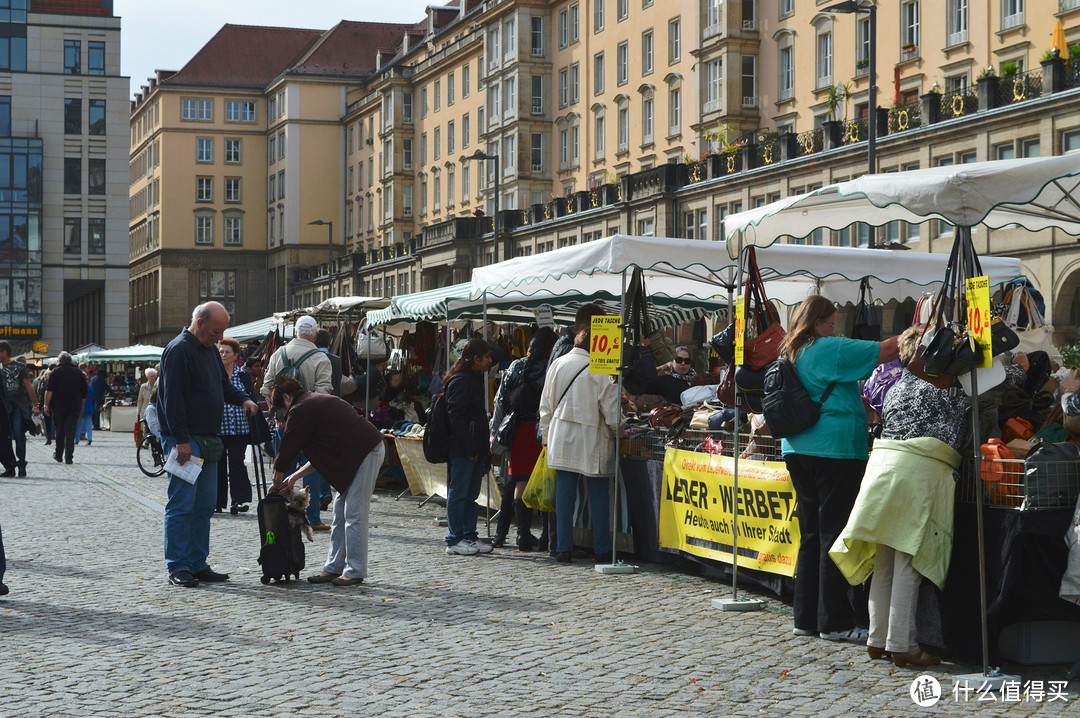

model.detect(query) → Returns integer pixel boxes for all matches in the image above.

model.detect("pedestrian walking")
[269,375,386,586]
[216,338,254,515]
[442,338,493,556]
[77,384,94,446]
[33,367,51,445]
[0,341,40,477]
[43,351,87,465]
[89,367,109,430]
[158,301,257,588]
[539,317,619,564]
[262,315,333,529]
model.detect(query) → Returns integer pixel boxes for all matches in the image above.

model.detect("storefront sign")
[534,305,555,328]
[0,326,39,339]
[589,315,622,375]
[965,275,992,368]
[659,448,801,577]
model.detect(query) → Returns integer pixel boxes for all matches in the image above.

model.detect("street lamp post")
[460,149,501,264]
[308,219,334,300]
[825,0,876,176]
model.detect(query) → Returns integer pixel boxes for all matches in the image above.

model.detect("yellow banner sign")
[660,448,801,576]
[32,341,50,354]
[734,296,746,366]
[965,275,992,368]
[589,315,622,375]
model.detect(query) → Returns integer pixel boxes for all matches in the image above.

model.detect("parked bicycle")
[137,426,166,477]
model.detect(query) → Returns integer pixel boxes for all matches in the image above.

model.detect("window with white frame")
[462,165,470,197]
[778,44,794,100]
[403,92,413,123]
[595,0,605,31]
[642,95,654,144]
[559,8,568,47]
[225,100,255,122]
[570,64,579,103]
[225,177,241,203]
[559,69,569,107]
[463,114,470,148]
[531,133,544,171]
[617,99,629,152]
[706,0,721,29]
[434,175,441,211]
[421,87,428,117]
[463,65,470,97]
[503,18,515,56]
[1064,129,1080,153]
[505,76,516,114]
[594,110,605,157]
[434,128,441,160]
[617,41,628,85]
[817,31,833,87]
[1021,137,1040,157]
[857,18,870,69]
[742,0,756,29]
[618,0,628,20]
[197,176,213,202]
[225,138,241,164]
[741,55,756,106]
[559,128,569,168]
[668,87,680,133]
[489,84,501,120]
[448,72,455,105]
[448,166,455,205]
[448,121,455,155]
[355,202,363,234]
[594,54,605,94]
[571,125,579,165]
[420,177,428,214]
[779,0,793,17]
[384,139,394,175]
[948,0,968,45]
[570,3,579,42]
[488,29,500,66]
[1001,0,1023,31]
[705,59,722,111]
[531,76,544,114]
[224,214,242,245]
[901,1,919,49]
[196,137,212,162]
[403,138,413,169]
[421,133,428,165]
[504,135,516,173]
[195,214,214,245]
[434,80,441,112]
[642,30,654,74]
[637,217,655,236]
[668,18,680,63]
[531,16,544,55]
[403,184,413,216]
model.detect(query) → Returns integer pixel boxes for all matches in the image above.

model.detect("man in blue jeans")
[0,343,40,478]
[158,301,257,588]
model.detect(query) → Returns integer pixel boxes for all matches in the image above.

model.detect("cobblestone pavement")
[0,431,1075,717]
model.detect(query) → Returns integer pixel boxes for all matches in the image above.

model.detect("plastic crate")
[959,455,1080,510]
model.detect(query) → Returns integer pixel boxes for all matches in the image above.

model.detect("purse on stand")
[851,278,882,341]
[742,247,786,371]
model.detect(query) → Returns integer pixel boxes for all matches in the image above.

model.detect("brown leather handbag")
[742,247,786,371]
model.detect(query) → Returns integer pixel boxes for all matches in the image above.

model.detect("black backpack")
[761,358,837,439]
[422,384,454,464]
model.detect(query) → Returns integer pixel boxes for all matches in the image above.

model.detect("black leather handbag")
[851,278,882,341]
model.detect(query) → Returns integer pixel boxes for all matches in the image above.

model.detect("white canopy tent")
[722,154,1080,250]
[367,280,729,329]
[470,235,1023,306]
[77,344,164,362]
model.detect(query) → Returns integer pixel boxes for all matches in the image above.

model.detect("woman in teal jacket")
[780,295,898,644]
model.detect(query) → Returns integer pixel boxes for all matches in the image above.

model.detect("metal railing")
[996,69,1042,107]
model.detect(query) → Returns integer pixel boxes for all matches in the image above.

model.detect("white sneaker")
[471,539,493,554]
[820,627,869,643]
[446,541,478,556]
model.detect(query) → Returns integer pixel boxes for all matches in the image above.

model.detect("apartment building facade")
[1,0,129,353]
[136,1,1080,341]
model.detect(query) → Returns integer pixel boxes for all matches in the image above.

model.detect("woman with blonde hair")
[781,295,899,643]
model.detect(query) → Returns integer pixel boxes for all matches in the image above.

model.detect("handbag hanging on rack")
[742,247,786,371]
[1005,282,1062,365]
[851,278,882,341]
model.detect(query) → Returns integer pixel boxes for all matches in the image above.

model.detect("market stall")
[77,344,165,431]
[722,154,1080,671]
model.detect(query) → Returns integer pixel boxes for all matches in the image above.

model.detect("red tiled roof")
[30,0,112,16]
[288,21,413,78]
[162,25,324,89]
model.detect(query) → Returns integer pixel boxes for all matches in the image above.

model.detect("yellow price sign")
[734,296,746,366]
[965,275,992,369]
[589,316,622,375]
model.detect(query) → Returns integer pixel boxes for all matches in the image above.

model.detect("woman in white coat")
[538,321,620,563]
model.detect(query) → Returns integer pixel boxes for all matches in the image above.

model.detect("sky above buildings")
[115,0,429,99]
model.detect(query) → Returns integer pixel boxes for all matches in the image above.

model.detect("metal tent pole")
[714,241,763,611]
[597,268,634,574]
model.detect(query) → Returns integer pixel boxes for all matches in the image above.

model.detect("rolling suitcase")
[252,414,305,584]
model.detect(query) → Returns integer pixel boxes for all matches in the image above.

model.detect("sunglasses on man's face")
[674,357,692,364]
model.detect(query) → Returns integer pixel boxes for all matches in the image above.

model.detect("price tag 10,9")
[965,275,992,369]
[589,316,623,375]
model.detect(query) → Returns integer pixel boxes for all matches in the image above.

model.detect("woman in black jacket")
[490,328,559,550]
[443,338,493,556]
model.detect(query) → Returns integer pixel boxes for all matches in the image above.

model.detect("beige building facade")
[135,1,1080,342]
